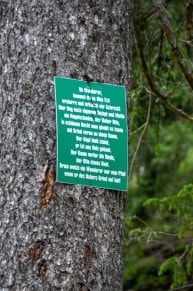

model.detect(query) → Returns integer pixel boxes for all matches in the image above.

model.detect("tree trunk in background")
[0,1,132,290]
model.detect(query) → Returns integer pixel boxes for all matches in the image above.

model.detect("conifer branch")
[134,22,193,123]
[154,0,193,90]
[129,91,152,180]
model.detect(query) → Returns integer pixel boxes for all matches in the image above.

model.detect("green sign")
[54,77,128,191]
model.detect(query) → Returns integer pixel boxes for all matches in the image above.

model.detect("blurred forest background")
[124,0,193,290]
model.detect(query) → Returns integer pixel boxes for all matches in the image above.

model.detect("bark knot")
[41,165,56,208]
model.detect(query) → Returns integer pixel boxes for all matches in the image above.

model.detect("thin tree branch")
[156,27,164,75]
[185,0,193,48]
[154,0,193,90]
[134,22,193,123]
[130,123,146,136]
[168,283,193,291]
[135,4,156,22]
[129,92,152,180]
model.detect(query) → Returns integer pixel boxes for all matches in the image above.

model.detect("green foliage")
[158,257,188,290]
[145,184,193,239]
[186,244,193,276]
[123,250,165,291]
[126,184,193,290]
[144,185,193,289]
[124,0,193,289]
[125,119,193,290]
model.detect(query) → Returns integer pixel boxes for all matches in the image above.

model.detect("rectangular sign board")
[54,77,128,191]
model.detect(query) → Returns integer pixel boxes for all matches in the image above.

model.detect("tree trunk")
[0,1,132,290]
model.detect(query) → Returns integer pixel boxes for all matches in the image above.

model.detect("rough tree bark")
[0,1,132,290]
